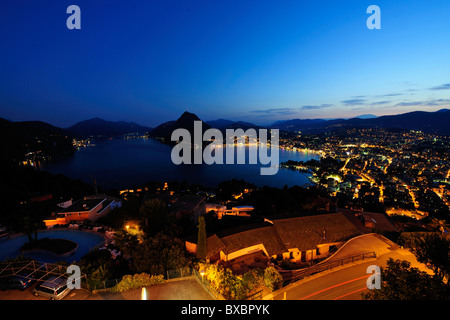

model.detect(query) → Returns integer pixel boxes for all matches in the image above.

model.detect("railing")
[245,289,263,300]
[282,251,376,285]
[166,267,194,280]
[85,278,120,291]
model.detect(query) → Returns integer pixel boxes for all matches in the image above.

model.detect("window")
[56,285,67,295]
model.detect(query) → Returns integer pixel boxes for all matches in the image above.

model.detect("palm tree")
[113,230,139,259]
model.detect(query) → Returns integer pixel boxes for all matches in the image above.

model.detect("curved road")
[271,234,432,300]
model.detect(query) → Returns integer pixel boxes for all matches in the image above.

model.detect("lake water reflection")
[41,137,321,190]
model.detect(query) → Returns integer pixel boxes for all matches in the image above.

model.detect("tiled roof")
[204,212,363,258]
[219,225,287,257]
[272,213,361,251]
[206,234,226,257]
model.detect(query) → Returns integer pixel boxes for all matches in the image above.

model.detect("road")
[271,238,432,300]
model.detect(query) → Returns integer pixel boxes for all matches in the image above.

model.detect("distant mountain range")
[0,118,75,163]
[271,109,450,135]
[2,108,450,162]
[66,117,152,138]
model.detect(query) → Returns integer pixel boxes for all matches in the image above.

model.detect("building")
[186,212,361,264]
[43,195,122,227]
[205,203,254,219]
[172,194,206,222]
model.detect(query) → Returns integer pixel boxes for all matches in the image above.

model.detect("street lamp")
[141,287,147,300]
[200,270,205,283]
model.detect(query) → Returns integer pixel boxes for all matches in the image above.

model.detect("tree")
[139,198,174,236]
[19,203,43,243]
[113,230,139,259]
[409,232,450,282]
[131,233,188,275]
[264,266,283,292]
[196,216,207,261]
[362,258,447,300]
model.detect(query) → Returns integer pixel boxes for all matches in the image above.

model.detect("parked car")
[0,273,35,290]
[33,277,71,300]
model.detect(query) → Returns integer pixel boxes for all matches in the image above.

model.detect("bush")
[264,266,283,292]
[111,273,164,292]
[280,258,299,270]
[198,263,284,299]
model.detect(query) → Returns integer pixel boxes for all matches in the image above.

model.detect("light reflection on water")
[40,137,321,190]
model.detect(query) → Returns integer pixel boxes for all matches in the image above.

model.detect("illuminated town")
[0,1,449,316]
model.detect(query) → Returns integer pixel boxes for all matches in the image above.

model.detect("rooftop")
[59,198,104,213]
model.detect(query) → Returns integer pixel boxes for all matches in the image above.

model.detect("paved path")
[321,233,397,262]
[0,277,213,300]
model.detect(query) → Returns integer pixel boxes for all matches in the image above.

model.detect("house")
[172,194,206,222]
[186,212,361,264]
[271,213,361,262]
[341,209,399,235]
[205,203,254,219]
[43,195,122,227]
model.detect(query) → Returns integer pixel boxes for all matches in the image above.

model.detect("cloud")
[370,100,391,106]
[250,104,334,115]
[394,101,423,107]
[375,93,403,97]
[424,99,450,106]
[429,83,450,90]
[300,104,333,110]
[341,99,366,106]
[250,107,298,115]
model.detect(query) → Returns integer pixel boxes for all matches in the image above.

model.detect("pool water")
[0,230,105,263]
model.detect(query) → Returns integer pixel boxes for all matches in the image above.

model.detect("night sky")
[1,0,450,128]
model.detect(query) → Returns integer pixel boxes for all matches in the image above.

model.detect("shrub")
[111,273,164,292]
[197,263,284,299]
[264,266,283,292]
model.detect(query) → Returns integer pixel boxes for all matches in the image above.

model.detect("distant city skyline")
[1,0,450,127]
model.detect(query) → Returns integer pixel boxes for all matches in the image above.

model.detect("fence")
[85,278,120,291]
[192,267,225,300]
[245,289,263,300]
[282,251,376,285]
[0,259,86,285]
[86,267,194,291]
[166,267,194,280]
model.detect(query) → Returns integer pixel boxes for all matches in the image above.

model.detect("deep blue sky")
[1,0,450,128]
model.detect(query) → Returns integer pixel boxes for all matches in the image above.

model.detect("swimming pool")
[0,229,105,263]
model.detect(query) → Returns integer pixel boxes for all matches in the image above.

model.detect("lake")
[41,137,321,190]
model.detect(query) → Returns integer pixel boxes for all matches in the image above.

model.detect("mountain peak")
[178,111,201,122]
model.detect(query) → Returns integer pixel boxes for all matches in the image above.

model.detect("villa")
[43,194,122,227]
[186,212,362,264]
